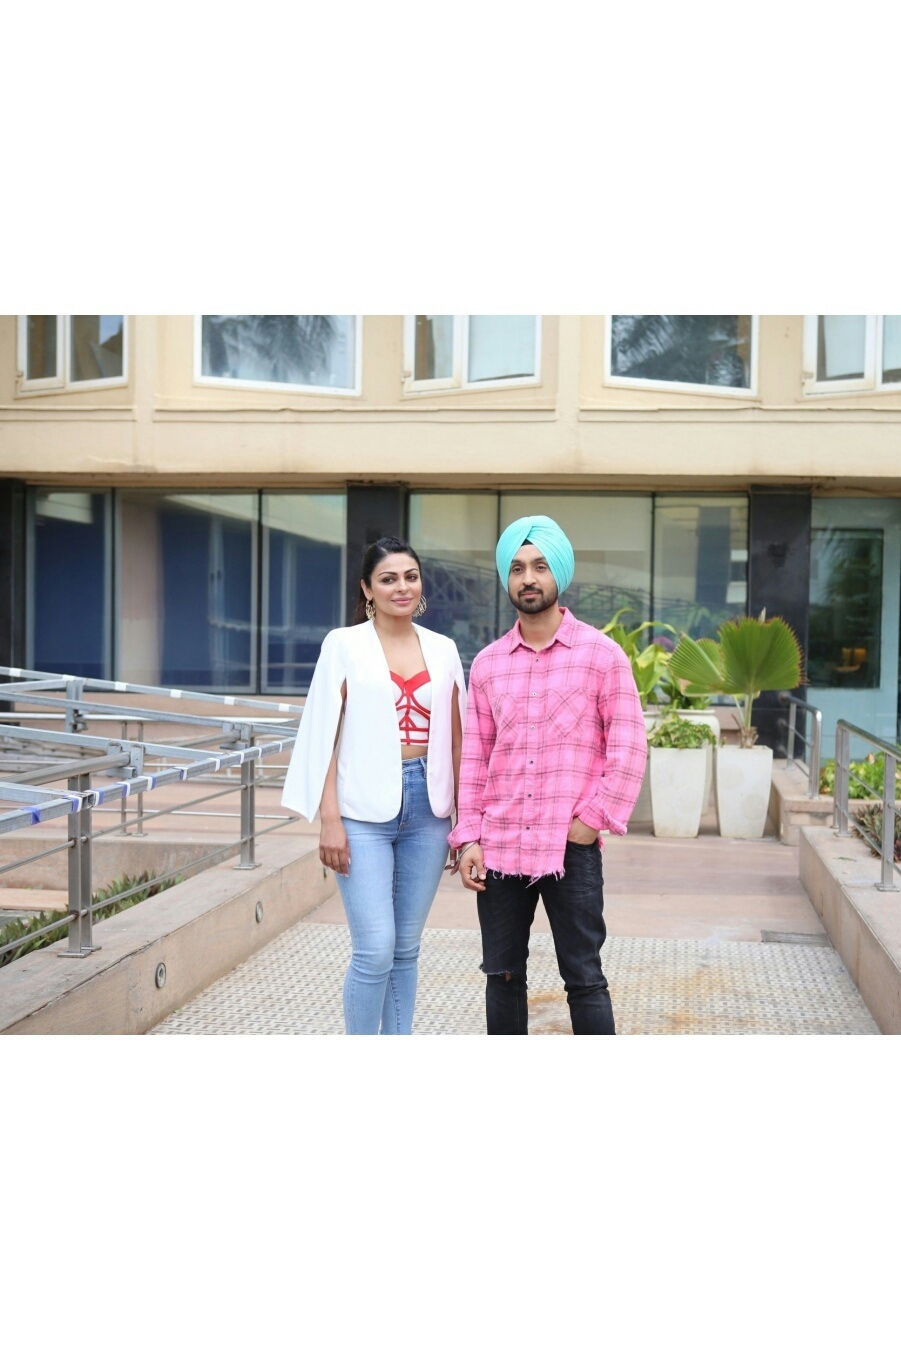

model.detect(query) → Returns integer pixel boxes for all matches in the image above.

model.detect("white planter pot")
[631,711,664,824]
[675,711,721,808]
[649,747,708,837]
[633,710,720,824]
[714,744,774,839]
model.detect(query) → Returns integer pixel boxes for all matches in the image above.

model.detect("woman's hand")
[320,818,350,876]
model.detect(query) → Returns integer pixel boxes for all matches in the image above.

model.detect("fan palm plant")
[667,611,803,747]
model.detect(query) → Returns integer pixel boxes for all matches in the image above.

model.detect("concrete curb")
[0,836,336,1035]
[799,826,901,1033]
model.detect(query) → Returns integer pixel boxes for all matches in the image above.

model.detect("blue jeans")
[336,757,450,1035]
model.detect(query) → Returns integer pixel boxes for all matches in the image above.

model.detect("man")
[448,515,647,1035]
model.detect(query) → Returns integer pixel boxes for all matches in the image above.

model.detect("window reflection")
[809,527,883,688]
[70,315,124,382]
[118,491,256,690]
[654,497,748,638]
[31,491,110,678]
[408,494,498,669]
[262,494,346,691]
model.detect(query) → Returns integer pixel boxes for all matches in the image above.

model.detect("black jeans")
[476,841,614,1035]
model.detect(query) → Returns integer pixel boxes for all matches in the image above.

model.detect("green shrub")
[854,804,901,863]
[819,753,901,800]
[647,713,718,750]
[0,871,178,969]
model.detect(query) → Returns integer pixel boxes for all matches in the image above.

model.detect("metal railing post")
[834,723,851,836]
[59,772,100,957]
[65,678,86,735]
[235,729,260,870]
[809,708,822,802]
[786,700,797,769]
[877,751,899,892]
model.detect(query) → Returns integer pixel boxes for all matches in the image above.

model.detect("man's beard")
[510,582,559,615]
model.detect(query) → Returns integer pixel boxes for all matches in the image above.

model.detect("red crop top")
[390,670,431,746]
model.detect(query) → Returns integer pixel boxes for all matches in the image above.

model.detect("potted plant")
[601,609,720,821]
[667,612,803,838]
[647,713,719,838]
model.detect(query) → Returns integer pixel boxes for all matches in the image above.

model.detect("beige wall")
[2,314,900,490]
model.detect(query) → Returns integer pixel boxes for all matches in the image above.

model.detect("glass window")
[609,315,754,391]
[654,496,749,638]
[408,494,500,669]
[414,316,454,381]
[882,316,901,384]
[405,316,539,391]
[261,494,346,691]
[817,315,866,382]
[29,491,110,679]
[809,527,883,689]
[26,316,59,382]
[200,315,357,391]
[499,493,653,629]
[70,315,124,383]
[117,491,257,690]
[467,316,537,382]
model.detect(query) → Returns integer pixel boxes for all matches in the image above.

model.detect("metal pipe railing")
[0,667,303,964]
[834,719,900,893]
[777,692,823,800]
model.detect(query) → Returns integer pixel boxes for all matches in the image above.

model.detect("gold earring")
[365,598,375,620]
[414,595,427,617]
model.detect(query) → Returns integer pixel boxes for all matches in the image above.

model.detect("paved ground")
[152,810,879,1035]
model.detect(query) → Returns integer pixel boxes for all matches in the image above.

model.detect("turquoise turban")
[496,515,575,595]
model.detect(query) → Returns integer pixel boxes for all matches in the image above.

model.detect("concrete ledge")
[769,762,833,845]
[0,836,336,1035]
[799,826,901,1033]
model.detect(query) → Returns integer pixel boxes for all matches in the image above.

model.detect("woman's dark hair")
[352,537,423,624]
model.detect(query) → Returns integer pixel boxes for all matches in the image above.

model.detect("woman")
[282,537,467,1035]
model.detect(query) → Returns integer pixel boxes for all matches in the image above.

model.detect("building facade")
[1,314,900,758]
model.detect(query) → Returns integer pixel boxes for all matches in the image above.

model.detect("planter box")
[633,710,721,826]
[649,747,708,837]
[715,744,774,838]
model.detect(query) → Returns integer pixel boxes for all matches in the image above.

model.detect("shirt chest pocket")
[547,688,589,737]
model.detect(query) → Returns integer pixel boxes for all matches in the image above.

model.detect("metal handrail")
[0,667,304,963]
[834,719,900,893]
[777,692,823,800]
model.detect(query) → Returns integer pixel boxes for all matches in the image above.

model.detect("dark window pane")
[201,315,355,389]
[262,494,346,691]
[31,492,108,678]
[809,528,882,689]
[119,492,256,690]
[70,316,124,382]
[654,497,748,638]
[26,316,58,381]
[611,316,752,389]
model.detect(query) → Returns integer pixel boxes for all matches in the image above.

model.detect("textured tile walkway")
[152,923,878,1035]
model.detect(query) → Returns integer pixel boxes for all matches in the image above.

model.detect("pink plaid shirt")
[448,607,647,879]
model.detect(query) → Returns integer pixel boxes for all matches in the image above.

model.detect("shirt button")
[528,792,532,797]
[526,826,530,830]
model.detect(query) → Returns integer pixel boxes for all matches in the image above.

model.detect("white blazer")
[281,621,467,824]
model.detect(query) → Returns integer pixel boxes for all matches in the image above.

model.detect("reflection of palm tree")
[611,315,748,387]
[204,315,340,385]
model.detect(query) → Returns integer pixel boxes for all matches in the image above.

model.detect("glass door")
[809,498,901,760]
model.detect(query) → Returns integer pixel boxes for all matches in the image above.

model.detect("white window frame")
[17,315,129,394]
[403,315,542,394]
[194,316,363,397]
[802,315,900,395]
[604,315,759,398]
